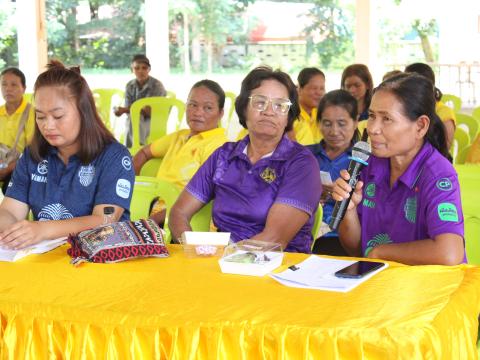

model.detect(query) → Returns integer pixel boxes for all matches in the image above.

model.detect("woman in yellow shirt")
[0,68,34,194]
[290,67,326,145]
[133,80,228,224]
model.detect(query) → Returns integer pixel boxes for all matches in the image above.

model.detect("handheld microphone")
[328,141,371,231]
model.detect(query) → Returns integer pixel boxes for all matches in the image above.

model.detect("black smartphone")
[334,261,386,279]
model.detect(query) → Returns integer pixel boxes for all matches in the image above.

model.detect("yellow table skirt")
[0,245,479,359]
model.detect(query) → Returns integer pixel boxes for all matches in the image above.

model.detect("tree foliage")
[46,0,145,68]
[0,2,18,68]
[303,0,352,69]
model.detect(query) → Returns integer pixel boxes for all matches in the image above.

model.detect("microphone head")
[352,141,371,162]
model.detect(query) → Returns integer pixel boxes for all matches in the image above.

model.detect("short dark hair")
[376,73,451,161]
[235,66,299,131]
[131,54,151,68]
[318,89,360,144]
[31,60,115,164]
[191,79,226,110]
[341,64,374,110]
[1,67,26,88]
[404,62,442,101]
[297,67,325,88]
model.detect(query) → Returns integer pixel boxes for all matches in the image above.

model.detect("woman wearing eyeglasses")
[169,66,322,253]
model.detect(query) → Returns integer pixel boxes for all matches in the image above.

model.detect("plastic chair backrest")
[455,113,478,142]
[455,145,471,165]
[472,106,480,123]
[190,201,213,232]
[311,204,324,240]
[92,88,124,130]
[451,127,470,162]
[441,94,462,113]
[221,91,237,129]
[140,158,163,177]
[129,96,185,154]
[455,164,480,265]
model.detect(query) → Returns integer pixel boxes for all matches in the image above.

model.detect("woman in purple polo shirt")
[332,73,465,265]
[169,66,321,253]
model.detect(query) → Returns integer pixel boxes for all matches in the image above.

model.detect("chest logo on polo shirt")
[38,203,73,221]
[37,160,48,175]
[365,183,376,198]
[78,165,95,187]
[260,167,276,183]
[404,196,417,223]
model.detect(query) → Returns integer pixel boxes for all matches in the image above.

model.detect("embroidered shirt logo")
[438,202,459,222]
[365,233,392,256]
[38,203,73,221]
[78,165,95,187]
[37,160,48,175]
[404,196,417,223]
[365,182,376,198]
[121,156,132,171]
[260,167,276,183]
[436,178,453,191]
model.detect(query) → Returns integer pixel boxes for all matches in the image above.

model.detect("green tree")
[0,2,18,68]
[412,19,437,63]
[303,0,352,69]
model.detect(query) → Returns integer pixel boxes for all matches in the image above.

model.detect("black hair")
[235,66,299,131]
[297,67,325,88]
[131,54,151,68]
[376,73,452,162]
[191,79,225,110]
[1,67,26,88]
[317,89,360,144]
[404,62,442,101]
[341,64,374,111]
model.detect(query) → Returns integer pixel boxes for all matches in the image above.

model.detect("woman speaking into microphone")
[331,73,465,265]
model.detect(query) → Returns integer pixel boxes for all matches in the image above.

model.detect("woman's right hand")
[331,169,364,211]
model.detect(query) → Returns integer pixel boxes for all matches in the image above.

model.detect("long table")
[0,245,479,359]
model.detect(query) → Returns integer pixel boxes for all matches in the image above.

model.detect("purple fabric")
[186,135,321,253]
[357,142,466,260]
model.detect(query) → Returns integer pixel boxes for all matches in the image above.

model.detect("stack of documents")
[270,255,388,292]
[0,238,66,262]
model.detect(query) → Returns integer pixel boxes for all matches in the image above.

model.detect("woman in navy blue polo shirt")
[0,60,135,250]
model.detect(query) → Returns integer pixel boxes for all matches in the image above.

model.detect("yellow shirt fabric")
[436,101,457,125]
[150,127,228,189]
[292,106,323,145]
[0,97,35,153]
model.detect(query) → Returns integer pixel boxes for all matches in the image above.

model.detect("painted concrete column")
[145,0,170,81]
[16,0,48,90]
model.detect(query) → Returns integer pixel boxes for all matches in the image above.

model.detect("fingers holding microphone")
[332,170,363,211]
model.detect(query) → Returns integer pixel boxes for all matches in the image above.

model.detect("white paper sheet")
[0,237,67,262]
[269,255,388,292]
[320,171,333,185]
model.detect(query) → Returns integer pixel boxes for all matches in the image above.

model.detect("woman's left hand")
[320,184,334,204]
[0,220,44,250]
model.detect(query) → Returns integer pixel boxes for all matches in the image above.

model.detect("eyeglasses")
[248,94,292,115]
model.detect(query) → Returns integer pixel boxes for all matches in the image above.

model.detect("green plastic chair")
[451,127,470,162]
[221,91,237,129]
[472,106,480,123]
[311,204,324,240]
[92,88,125,131]
[455,145,472,165]
[441,94,462,113]
[455,113,478,142]
[129,96,186,155]
[455,164,480,265]
[140,158,163,177]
